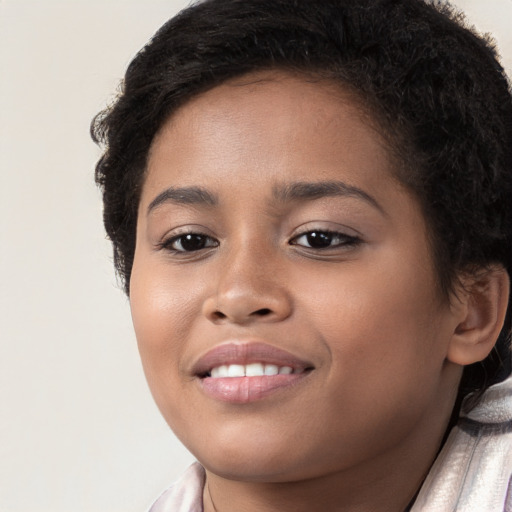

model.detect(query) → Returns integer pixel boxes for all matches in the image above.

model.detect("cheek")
[296,255,447,373]
[291,264,449,440]
[130,255,202,343]
[129,258,201,408]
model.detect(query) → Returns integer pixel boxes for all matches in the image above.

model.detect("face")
[130,72,462,483]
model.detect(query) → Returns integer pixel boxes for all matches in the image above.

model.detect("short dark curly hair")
[92,0,512,399]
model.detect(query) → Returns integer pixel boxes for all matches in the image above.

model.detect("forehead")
[149,71,389,157]
[143,71,400,206]
[146,71,396,196]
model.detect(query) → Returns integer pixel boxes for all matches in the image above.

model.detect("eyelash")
[160,229,361,254]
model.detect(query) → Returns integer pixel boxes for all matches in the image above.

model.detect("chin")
[187,431,313,483]
[200,454,308,483]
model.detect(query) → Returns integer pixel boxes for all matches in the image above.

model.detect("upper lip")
[191,342,314,377]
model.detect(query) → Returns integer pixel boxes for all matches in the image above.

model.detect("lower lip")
[199,373,309,403]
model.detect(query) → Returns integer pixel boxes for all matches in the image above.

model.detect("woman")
[92,0,512,510]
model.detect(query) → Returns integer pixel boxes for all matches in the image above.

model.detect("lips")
[192,342,314,403]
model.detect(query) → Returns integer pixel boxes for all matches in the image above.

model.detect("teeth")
[246,362,265,376]
[210,365,228,378]
[227,364,245,377]
[264,364,279,376]
[208,363,296,378]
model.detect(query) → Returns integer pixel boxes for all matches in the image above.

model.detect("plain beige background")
[1,1,511,511]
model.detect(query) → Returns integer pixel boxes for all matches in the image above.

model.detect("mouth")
[193,342,314,403]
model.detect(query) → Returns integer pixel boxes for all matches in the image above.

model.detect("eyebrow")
[147,180,384,216]
[147,186,218,215]
[272,180,385,214]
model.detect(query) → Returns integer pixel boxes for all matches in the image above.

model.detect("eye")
[290,230,360,250]
[163,233,219,253]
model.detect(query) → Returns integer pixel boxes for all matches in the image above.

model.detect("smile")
[193,342,314,403]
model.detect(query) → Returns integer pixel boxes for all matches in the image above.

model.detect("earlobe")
[447,266,510,366]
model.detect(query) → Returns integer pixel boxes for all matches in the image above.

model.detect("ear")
[447,265,510,366]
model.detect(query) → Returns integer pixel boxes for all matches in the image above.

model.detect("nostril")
[213,311,227,320]
[252,308,272,316]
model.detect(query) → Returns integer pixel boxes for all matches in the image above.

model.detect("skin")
[130,71,467,511]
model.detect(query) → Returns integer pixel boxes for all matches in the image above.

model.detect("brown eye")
[291,230,360,250]
[166,233,218,252]
[304,231,334,248]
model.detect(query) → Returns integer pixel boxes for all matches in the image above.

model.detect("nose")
[202,245,293,325]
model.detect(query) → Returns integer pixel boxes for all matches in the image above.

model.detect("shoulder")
[412,377,512,511]
[147,462,205,512]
